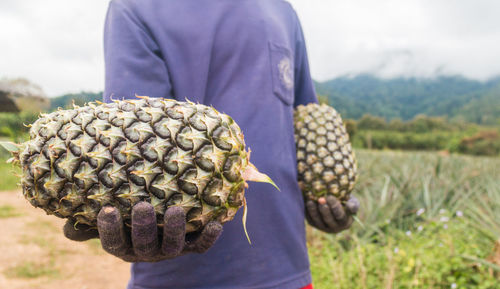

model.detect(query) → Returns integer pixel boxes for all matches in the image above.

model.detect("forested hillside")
[47,75,500,125]
[315,75,500,125]
[50,91,102,110]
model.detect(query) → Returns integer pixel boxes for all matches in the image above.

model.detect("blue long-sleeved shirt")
[103,0,318,288]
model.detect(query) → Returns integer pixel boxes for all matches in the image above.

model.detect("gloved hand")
[305,195,360,233]
[63,202,223,262]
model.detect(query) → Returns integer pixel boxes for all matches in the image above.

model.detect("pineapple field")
[0,149,499,288]
[308,150,500,289]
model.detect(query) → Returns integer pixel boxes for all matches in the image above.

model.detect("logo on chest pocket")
[278,57,294,91]
[269,42,294,105]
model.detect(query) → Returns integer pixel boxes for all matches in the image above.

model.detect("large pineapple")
[294,103,357,202]
[2,97,275,234]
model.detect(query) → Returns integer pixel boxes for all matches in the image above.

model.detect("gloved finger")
[185,221,223,253]
[131,202,159,257]
[318,197,340,230]
[326,195,347,223]
[97,206,130,257]
[345,196,360,215]
[304,206,315,225]
[161,206,186,258]
[339,215,354,231]
[121,255,140,263]
[63,219,99,241]
[306,199,328,231]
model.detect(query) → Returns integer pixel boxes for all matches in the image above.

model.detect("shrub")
[344,119,357,138]
[357,114,387,130]
[354,130,458,151]
[458,131,500,156]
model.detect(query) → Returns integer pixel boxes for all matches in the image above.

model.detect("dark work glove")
[63,202,223,262]
[305,195,360,234]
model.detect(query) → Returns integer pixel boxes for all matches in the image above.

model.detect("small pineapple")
[294,103,357,202]
[2,97,276,234]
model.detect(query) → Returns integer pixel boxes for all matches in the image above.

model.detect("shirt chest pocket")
[269,42,294,106]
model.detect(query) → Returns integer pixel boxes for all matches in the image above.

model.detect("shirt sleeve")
[293,13,318,107]
[103,0,173,102]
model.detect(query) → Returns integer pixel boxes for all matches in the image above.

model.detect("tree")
[357,114,387,130]
[0,77,49,112]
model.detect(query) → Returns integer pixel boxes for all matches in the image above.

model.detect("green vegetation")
[49,91,102,110]
[458,131,500,157]
[342,114,500,156]
[0,159,20,191]
[0,205,21,218]
[0,112,38,141]
[309,220,498,288]
[4,261,59,279]
[309,150,500,288]
[316,75,500,125]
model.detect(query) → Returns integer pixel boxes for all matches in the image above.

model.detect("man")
[64,0,359,288]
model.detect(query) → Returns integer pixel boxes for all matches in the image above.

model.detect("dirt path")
[0,190,130,289]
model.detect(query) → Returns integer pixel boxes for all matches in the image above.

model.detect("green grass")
[3,261,59,279]
[0,205,21,218]
[309,150,500,289]
[309,216,499,288]
[0,159,20,191]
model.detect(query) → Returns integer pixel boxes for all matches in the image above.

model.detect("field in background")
[309,150,500,288]
[345,115,500,157]
[0,150,499,288]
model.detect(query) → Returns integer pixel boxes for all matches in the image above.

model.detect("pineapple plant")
[294,103,357,202]
[1,97,277,235]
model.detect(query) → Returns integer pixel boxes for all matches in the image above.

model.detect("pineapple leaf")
[352,215,365,229]
[0,142,20,153]
[242,197,251,244]
[242,163,280,191]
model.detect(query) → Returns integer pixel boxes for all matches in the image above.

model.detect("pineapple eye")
[176,126,194,151]
[202,178,224,206]
[211,125,233,151]
[178,168,199,195]
[223,155,242,182]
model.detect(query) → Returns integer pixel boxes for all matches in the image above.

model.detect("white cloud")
[0,0,110,96]
[288,0,500,81]
[0,0,499,96]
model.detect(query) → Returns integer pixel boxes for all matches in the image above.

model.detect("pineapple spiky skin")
[15,97,252,233]
[294,103,357,202]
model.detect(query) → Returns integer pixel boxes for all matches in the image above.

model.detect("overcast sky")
[0,0,499,96]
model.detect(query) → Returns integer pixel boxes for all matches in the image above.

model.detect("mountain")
[315,75,500,125]
[48,75,500,125]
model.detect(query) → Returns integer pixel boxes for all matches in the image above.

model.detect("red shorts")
[301,285,313,289]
